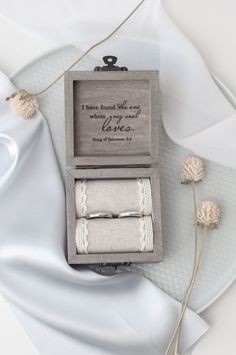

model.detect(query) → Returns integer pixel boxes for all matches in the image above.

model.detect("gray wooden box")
[65,69,162,265]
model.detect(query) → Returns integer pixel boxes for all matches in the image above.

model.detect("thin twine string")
[164,224,207,355]
[173,182,198,354]
[34,0,146,97]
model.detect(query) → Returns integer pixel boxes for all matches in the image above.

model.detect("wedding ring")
[118,211,143,218]
[86,211,143,219]
[86,212,113,219]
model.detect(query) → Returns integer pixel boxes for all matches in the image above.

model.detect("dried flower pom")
[197,201,220,228]
[181,156,205,184]
[6,90,38,119]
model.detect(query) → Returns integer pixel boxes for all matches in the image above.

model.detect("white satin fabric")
[0,71,208,354]
[1,0,233,353]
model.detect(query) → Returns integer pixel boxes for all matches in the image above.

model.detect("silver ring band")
[86,212,113,219]
[86,211,143,219]
[118,211,143,218]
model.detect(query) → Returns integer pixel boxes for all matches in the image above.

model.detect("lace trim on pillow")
[139,216,153,252]
[75,179,87,217]
[137,178,152,215]
[76,218,89,254]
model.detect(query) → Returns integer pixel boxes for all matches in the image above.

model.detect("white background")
[0,0,236,354]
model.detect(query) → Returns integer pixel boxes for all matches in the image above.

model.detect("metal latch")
[94,56,128,72]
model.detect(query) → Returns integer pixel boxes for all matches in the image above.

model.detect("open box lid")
[65,68,160,166]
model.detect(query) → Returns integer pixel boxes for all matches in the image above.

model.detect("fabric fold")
[0,69,208,354]
[0,0,228,353]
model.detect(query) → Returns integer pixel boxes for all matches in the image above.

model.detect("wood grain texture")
[65,69,162,265]
[74,79,149,156]
[65,70,159,166]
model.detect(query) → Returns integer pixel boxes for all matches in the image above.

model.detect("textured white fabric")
[76,216,153,254]
[75,179,87,216]
[139,215,154,252]
[76,217,89,254]
[137,178,153,215]
[75,178,152,217]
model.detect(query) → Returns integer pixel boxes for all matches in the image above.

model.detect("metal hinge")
[99,262,132,270]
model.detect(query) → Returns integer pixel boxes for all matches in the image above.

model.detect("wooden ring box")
[65,56,162,265]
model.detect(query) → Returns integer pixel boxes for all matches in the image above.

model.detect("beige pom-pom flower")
[181,156,205,184]
[197,201,220,228]
[6,90,38,119]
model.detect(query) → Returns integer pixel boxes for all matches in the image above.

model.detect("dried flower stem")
[164,225,207,355]
[173,183,198,354]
